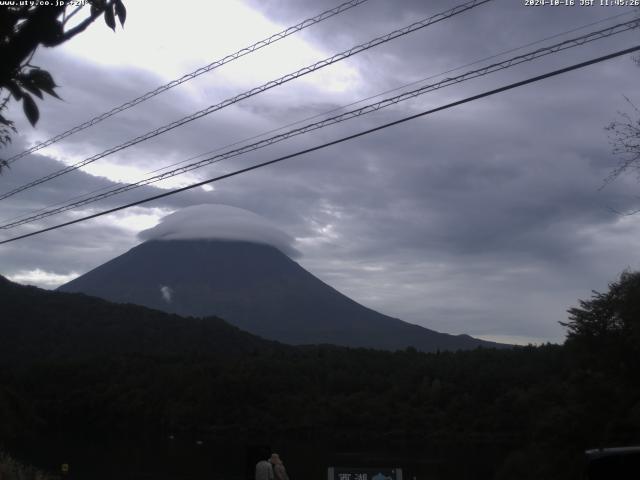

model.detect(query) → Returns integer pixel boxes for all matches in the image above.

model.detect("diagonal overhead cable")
[103,9,640,179]
[82,10,640,183]
[1,44,638,246]
[2,17,638,230]
[0,0,492,201]
[5,0,371,165]
[4,11,633,230]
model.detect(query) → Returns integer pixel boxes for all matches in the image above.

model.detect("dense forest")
[0,272,639,479]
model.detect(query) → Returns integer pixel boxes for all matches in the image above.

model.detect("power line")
[0,0,492,201]
[106,10,640,178]
[2,44,638,246]
[5,0,371,164]
[5,10,631,229]
[2,8,635,231]
[3,17,637,230]
[9,7,632,226]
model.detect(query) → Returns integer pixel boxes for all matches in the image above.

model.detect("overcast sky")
[1,0,640,344]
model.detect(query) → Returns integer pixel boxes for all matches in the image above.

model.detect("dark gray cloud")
[1,0,640,343]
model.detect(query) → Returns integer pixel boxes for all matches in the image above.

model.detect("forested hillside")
[0,274,281,364]
[1,273,639,479]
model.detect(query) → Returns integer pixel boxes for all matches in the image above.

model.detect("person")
[269,453,290,480]
[255,449,274,480]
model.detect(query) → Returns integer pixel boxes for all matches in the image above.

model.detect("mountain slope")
[58,240,506,351]
[0,274,279,364]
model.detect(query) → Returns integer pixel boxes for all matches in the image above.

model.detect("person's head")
[256,446,271,461]
[269,453,283,465]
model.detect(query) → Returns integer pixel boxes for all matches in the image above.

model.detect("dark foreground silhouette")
[1,272,639,479]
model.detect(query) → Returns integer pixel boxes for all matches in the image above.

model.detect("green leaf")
[30,69,58,89]
[40,20,64,46]
[5,81,22,100]
[115,0,126,27]
[28,69,61,99]
[22,93,39,126]
[104,4,116,30]
[90,0,106,16]
[42,86,61,100]
[20,82,43,99]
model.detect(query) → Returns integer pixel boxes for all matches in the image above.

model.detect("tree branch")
[50,2,110,46]
[62,5,84,26]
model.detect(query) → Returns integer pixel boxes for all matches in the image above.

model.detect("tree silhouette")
[561,270,640,377]
[605,98,640,195]
[0,0,126,169]
[603,12,640,200]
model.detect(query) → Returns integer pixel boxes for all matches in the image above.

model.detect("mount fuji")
[58,205,506,352]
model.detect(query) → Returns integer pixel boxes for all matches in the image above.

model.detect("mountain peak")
[59,239,508,352]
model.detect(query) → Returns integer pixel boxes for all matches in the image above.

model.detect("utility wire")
[2,17,637,230]
[6,8,633,228]
[2,8,634,230]
[5,10,632,228]
[4,8,633,228]
[5,0,371,164]
[0,0,491,201]
[2,44,638,246]
[113,9,640,178]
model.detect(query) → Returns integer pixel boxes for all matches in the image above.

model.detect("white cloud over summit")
[138,204,301,258]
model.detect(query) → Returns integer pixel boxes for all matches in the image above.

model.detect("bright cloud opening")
[8,269,80,289]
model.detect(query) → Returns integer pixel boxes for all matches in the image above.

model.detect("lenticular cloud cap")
[138,204,299,257]
[138,204,300,258]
